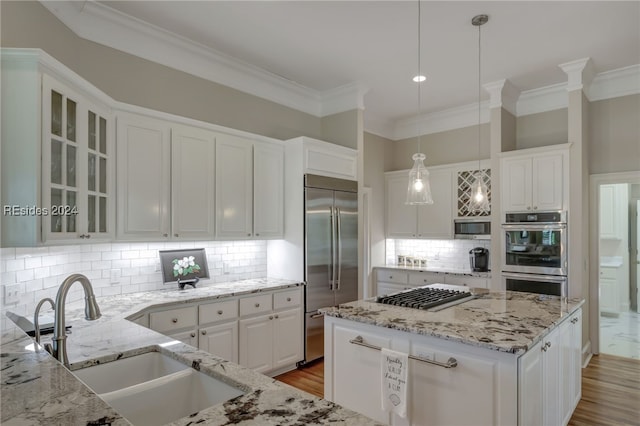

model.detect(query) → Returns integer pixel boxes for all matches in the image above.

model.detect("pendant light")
[468,14,490,213]
[406,0,433,205]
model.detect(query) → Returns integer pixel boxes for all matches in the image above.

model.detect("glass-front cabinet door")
[42,75,113,242]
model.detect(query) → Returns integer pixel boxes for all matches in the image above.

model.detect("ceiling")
[91,1,639,136]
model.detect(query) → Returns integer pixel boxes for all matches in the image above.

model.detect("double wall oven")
[502,211,568,297]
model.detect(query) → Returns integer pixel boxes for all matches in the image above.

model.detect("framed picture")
[159,248,209,289]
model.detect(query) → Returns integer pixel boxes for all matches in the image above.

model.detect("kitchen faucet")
[34,274,101,368]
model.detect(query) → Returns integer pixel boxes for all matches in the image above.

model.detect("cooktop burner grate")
[376,287,472,310]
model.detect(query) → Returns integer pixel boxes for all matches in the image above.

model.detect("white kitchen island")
[320,288,584,426]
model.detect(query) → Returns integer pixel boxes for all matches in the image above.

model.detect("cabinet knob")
[274,315,279,319]
[286,297,291,302]
[217,310,223,315]
[269,315,273,320]
[533,206,538,210]
[174,233,179,237]
[389,276,393,279]
[201,330,207,335]
[190,332,196,338]
[163,233,168,237]
[527,206,532,210]
[255,303,260,308]
[256,233,260,237]
[79,234,85,239]
[248,233,252,237]
[171,318,178,323]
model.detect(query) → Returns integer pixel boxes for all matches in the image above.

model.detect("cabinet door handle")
[571,317,578,324]
[248,233,252,237]
[190,332,196,338]
[163,233,168,237]
[174,233,179,237]
[274,315,279,319]
[286,297,291,302]
[533,206,538,210]
[217,310,223,315]
[255,303,260,308]
[171,318,178,323]
[255,233,260,237]
[389,276,393,279]
[269,316,273,320]
[527,206,532,210]
[201,330,207,335]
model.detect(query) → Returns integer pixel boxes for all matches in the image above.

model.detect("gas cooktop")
[376,285,474,311]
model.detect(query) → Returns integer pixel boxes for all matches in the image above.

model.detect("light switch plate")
[3,284,21,305]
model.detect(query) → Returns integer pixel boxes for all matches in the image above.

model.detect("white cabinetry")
[116,114,172,240]
[325,317,517,425]
[1,50,116,246]
[385,168,453,239]
[238,289,303,375]
[143,287,303,375]
[295,136,358,181]
[501,146,568,213]
[215,136,284,239]
[375,269,488,296]
[599,184,627,240]
[171,125,216,240]
[599,266,619,315]
[518,308,582,426]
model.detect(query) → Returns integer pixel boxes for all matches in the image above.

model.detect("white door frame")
[589,171,640,355]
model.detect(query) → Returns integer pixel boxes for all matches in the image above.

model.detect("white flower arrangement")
[172,255,201,277]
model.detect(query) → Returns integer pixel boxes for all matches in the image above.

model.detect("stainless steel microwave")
[454,218,491,240]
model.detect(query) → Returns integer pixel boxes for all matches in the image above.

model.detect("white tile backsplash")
[0,240,268,320]
[386,239,491,271]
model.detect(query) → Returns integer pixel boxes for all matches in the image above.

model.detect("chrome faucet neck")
[45,274,101,368]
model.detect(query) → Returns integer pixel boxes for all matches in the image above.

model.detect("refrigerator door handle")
[330,206,336,290]
[336,207,342,290]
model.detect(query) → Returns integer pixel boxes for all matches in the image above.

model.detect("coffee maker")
[469,247,489,272]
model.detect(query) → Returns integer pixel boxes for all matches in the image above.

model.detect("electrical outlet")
[3,284,21,305]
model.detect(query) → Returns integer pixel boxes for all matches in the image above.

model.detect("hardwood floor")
[569,354,640,426]
[277,355,640,425]
[274,359,324,398]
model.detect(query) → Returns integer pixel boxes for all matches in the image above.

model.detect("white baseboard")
[582,340,592,368]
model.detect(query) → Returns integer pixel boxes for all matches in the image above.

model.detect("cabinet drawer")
[199,299,238,324]
[599,267,617,279]
[376,269,408,284]
[444,275,488,288]
[149,306,197,333]
[274,288,302,310]
[408,272,443,286]
[240,293,273,316]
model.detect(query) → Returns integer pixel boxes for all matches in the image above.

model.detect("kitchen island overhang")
[321,290,584,426]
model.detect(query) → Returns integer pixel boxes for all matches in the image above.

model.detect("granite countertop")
[376,265,491,278]
[320,290,584,355]
[1,278,381,426]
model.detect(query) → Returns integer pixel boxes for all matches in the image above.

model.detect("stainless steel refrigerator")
[304,174,358,363]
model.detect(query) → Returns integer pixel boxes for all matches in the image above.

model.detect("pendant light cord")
[417,0,422,155]
[477,18,481,174]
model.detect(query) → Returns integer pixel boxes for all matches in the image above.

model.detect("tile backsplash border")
[0,240,267,324]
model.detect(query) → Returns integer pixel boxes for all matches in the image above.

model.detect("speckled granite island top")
[1,278,381,426]
[320,290,584,355]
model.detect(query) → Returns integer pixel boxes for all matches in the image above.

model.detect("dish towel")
[381,347,409,418]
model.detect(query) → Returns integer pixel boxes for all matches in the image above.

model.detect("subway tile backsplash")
[0,241,267,324]
[386,239,490,271]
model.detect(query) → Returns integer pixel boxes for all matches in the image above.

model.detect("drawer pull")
[201,330,207,335]
[255,303,260,308]
[349,336,457,369]
[274,315,279,319]
[286,297,292,302]
[217,310,223,315]
[171,318,178,323]
[190,332,196,338]
[269,316,273,320]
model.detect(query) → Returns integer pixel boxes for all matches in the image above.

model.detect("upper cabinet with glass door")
[42,75,114,243]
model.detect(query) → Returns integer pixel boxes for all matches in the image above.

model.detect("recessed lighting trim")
[412,75,426,82]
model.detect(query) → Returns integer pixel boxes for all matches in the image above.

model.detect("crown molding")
[559,57,595,92]
[392,101,491,141]
[484,79,520,116]
[588,64,640,101]
[516,83,568,117]
[38,0,364,118]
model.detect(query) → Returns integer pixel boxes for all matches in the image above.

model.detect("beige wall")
[589,94,640,174]
[363,132,393,269]
[516,109,568,150]
[390,124,491,171]
[0,1,328,141]
[321,110,360,149]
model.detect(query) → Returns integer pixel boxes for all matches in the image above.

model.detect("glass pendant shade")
[406,153,433,205]
[468,171,489,212]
